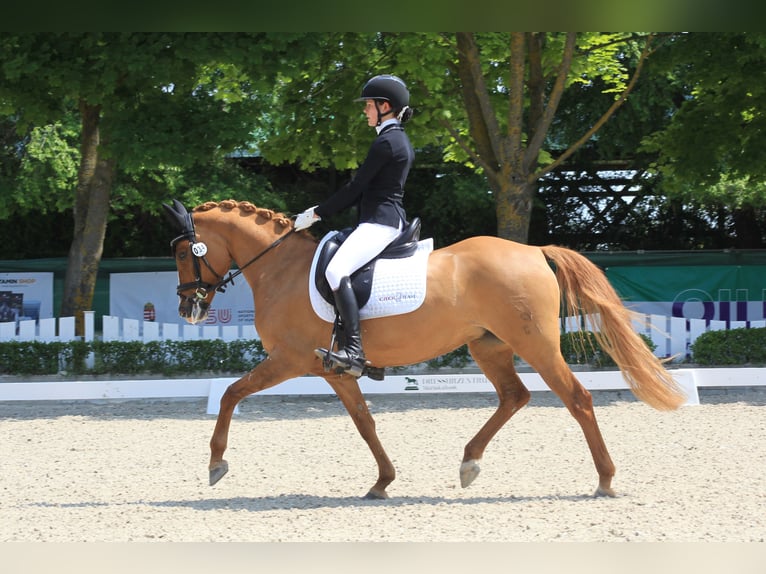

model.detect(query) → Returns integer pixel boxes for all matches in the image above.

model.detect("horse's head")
[162,199,230,324]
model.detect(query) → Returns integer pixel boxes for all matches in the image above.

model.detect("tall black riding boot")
[319,276,366,377]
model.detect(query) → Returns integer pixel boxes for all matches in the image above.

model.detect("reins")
[212,228,298,293]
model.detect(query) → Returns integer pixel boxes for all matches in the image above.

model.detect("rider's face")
[364,99,391,127]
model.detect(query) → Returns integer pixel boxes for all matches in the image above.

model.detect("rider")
[293,74,415,377]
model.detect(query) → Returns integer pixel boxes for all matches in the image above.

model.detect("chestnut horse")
[163,199,685,499]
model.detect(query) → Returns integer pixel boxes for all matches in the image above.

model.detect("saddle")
[313,218,422,307]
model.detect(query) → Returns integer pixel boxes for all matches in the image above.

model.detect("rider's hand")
[294,206,320,231]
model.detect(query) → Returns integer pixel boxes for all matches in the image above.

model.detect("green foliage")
[0,339,266,376]
[425,345,472,370]
[641,33,766,201]
[4,32,766,256]
[0,340,90,375]
[250,32,649,175]
[10,328,761,378]
[559,331,656,368]
[13,120,80,214]
[690,328,766,366]
[0,341,70,375]
[0,33,287,214]
[398,146,497,247]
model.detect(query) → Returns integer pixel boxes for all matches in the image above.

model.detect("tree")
[0,33,287,331]
[448,33,658,242]
[250,33,657,243]
[639,33,766,247]
[642,33,766,188]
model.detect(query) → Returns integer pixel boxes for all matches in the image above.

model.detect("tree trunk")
[61,101,114,334]
[494,174,536,243]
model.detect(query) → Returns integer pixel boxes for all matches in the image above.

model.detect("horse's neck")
[235,230,316,293]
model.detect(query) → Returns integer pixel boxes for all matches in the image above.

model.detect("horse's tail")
[540,245,686,411]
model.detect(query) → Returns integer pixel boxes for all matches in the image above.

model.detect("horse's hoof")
[459,459,481,488]
[209,460,229,486]
[594,485,616,498]
[363,489,389,500]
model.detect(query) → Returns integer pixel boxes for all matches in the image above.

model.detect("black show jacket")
[315,123,414,229]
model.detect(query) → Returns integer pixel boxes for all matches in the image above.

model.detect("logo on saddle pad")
[309,226,433,323]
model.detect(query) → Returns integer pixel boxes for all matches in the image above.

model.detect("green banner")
[606,265,766,322]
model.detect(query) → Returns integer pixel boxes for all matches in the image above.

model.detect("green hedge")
[0,339,267,376]
[410,331,657,370]
[559,331,657,368]
[689,327,766,366]
[0,341,90,375]
[1,327,759,377]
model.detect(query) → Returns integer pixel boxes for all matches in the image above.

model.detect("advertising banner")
[110,264,766,330]
[109,271,257,327]
[0,272,54,324]
[606,265,766,323]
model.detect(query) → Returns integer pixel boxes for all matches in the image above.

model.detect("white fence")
[0,312,258,344]
[0,310,93,342]
[632,315,764,360]
[561,313,766,361]
[100,315,258,342]
[1,312,765,362]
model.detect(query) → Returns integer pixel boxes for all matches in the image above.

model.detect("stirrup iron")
[314,347,366,378]
[314,347,385,381]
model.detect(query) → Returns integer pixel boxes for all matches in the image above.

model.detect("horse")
[163,198,686,499]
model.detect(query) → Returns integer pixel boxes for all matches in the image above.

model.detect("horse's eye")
[178,250,188,261]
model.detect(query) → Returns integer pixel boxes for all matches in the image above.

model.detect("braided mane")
[193,199,292,229]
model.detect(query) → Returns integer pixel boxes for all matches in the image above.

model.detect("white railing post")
[38,317,56,342]
[123,318,140,341]
[669,316,687,359]
[18,319,35,341]
[162,323,179,340]
[83,310,95,342]
[0,321,15,341]
[182,324,200,340]
[202,325,220,340]
[58,316,75,341]
[143,321,160,342]
[102,315,120,341]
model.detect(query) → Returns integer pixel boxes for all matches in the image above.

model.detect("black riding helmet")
[355,74,412,125]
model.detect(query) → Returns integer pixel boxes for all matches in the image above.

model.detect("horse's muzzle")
[178,297,210,324]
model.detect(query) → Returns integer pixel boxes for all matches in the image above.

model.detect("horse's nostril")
[179,301,193,317]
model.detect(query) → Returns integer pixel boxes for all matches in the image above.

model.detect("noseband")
[170,213,296,305]
[170,228,226,305]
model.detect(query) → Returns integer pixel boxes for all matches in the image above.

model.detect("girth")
[314,217,421,307]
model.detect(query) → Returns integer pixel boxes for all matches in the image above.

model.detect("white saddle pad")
[309,230,433,323]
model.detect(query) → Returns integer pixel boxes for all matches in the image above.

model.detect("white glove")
[294,206,320,230]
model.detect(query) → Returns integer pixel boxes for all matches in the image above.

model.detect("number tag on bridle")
[191,242,208,257]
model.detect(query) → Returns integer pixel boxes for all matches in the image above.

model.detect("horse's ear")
[162,199,189,231]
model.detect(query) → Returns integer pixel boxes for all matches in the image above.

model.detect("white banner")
[109,271,257,327]
[0,272,54,323]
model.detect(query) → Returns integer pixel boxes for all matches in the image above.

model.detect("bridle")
[170,213,296,307]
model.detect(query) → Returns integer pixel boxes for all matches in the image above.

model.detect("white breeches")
[325,222,402,291]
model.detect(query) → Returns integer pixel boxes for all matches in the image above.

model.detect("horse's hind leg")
[530,353,616,497]
[325,373,396,500]
[461,334,531,488]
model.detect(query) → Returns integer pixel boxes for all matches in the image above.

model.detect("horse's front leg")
[208,355,299,486]
[325,373,395,499]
